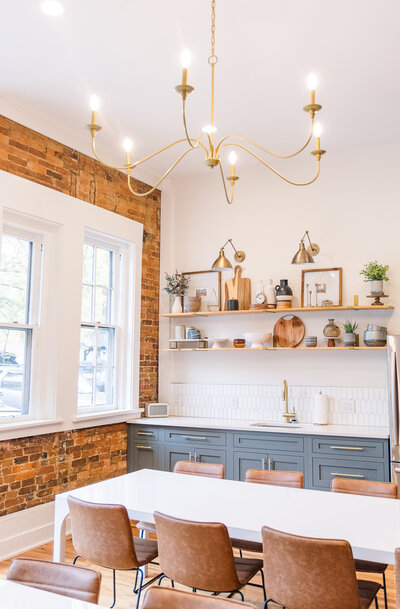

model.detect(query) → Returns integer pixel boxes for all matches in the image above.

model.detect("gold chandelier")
[86,0,325,205]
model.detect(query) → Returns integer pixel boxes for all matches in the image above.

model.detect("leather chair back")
[154,511,239,592]
[395,547,400,608]
[7,558,101,604]
[68,495,139,569]
[330,477,398,498]
[261,525,360,609]
[142,586,257,609]
[245,469,304,488]
[173,461,225,479]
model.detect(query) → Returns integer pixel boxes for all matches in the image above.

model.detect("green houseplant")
[360,261,389,295]
[164,270,190,314]
[343,320,358,347]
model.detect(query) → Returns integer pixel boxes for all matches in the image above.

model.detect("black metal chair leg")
[140,529,145,539]
[239,549,243,558]
[133,569,139,594]
[192,588,197,593]
[158,574,168,586]
[110,569,117,609]
[375,596,379,609]
[72,555,80,565]
[227,590,244,601]
[134,568,144,609]
[259,569,267,602]
[263,599,273,609]
[383,571,388,609]
[171,580,174,588]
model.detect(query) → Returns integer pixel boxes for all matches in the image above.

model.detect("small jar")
[323,319,340,347]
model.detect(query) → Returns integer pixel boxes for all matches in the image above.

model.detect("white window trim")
[0,170,143,439]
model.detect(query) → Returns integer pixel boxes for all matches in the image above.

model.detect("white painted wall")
[159,142,400,399]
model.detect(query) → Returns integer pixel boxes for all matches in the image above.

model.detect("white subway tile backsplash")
[168,383,389,427]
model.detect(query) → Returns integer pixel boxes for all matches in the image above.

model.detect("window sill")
[72,409,143,424]
[0,418,66,441]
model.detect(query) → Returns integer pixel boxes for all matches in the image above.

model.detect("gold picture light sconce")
[291,230,320,264]
[212,239,246,271]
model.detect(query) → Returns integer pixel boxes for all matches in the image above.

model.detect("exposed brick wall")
[0,424,126,516]
[0,115,161,516]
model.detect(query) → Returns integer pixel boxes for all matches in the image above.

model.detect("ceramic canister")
[174,325,185,339]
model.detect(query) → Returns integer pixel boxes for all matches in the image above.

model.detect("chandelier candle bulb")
[89,95,100,125]
[123,138,133,165]
[308,73,317,105]
[180,49,191,86]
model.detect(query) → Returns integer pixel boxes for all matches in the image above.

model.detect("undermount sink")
[250,422,303,429]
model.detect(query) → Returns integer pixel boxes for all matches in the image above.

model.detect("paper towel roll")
[313,392,329,425]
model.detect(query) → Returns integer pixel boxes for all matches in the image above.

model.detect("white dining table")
[0,578,107,609]
[53,468,400,565]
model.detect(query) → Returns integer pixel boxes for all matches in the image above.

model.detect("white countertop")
[55,469,400,564]
[127,416,389,438]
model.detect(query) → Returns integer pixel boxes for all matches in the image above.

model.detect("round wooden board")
[273,315,305,347]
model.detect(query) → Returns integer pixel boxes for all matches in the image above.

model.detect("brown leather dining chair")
[137,461,225,537]
[142,586,258,609]
[331,477,398,609]
[7,557,101,604]
[231,468,304,555]
[68,495,159,608]
[261,524,381,609]
[154,510,266,601]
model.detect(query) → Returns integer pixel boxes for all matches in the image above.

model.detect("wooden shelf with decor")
[160,346,387,352]
[160,305,394,319]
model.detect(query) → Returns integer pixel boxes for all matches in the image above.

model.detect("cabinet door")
[194,448,227,468]
[233,451,267,481]
[164,444,195,472]
[268,453,304,475]
[130,443,160,472]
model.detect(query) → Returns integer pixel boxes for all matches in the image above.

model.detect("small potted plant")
[360,260,389,295]
[164,270,190,314]
[343,320,358,347]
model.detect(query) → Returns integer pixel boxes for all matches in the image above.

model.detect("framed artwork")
[183,269,222,311]
[301,267,343,307]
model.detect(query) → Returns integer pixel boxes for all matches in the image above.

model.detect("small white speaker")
[144,402,169,418]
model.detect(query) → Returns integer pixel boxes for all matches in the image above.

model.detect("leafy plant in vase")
[164,270,190,314]
[343,320,359,347]
[360,260,389,296]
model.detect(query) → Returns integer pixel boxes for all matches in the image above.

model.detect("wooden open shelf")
[160,346,387,352]
[160,305,394,319]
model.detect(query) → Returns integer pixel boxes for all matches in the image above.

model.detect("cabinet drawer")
[312,437,384,459]
[164,428,226,447]
[233,432,304,453]
[312,457,386,489]
[132,426,160,441]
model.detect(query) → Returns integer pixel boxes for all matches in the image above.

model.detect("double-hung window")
[0,227,41,419]
[78,236,120,413]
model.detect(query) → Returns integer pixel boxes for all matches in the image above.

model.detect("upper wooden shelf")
[160,305,395,319]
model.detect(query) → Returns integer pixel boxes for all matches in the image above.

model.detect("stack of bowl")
[363,324,387,347]
[305,336,318,348]
[186,327,201,340]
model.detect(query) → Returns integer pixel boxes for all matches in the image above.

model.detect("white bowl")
[243,331,272,349]
[211,338,229,349]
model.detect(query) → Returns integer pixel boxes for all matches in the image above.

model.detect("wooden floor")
[0,528,396,608]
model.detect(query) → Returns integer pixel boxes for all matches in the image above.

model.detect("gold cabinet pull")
[137,431,153,436]
[189,452,192,461]
[181,435,207,440]
[329,446,364,451]
[261,458,265,470]
[136,445,153,450]
[330,472,364,478]
[267,458,271,470]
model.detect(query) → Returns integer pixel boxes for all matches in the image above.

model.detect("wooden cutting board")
[224,265,251,311]
[273,315,305,347]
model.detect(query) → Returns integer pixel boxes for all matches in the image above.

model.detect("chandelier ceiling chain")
[86,0,326,204]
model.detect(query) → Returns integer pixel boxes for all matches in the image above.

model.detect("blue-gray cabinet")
[127,423,390,490]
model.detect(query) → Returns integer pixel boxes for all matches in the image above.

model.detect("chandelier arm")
[126,146,197,197]
[218,161,234,204]
[91,133,208,171]
[220,142,321,186]
[215,119,314,159]
[182,98,198,149]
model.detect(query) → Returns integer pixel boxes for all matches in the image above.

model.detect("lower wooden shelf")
[160,346,386,352]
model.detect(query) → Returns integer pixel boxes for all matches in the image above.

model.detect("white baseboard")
[0,501,70,562]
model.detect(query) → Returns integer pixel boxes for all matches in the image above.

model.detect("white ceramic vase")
[265,279,276,306]
[369,280,383,295]
[171,295,183,314]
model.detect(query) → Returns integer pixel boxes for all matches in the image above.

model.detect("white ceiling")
[1,0,400,180]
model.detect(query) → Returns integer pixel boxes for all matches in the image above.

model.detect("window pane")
[0,234,32,324]
[81,285,93,322]
[80,326,96,365]
[96,366,114,406]
[95,286,111,324]
[78,366,94,409]
[96,248,112,288]
[97,327,115,365]
[82,244,94,284]
[0,328,30,417]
